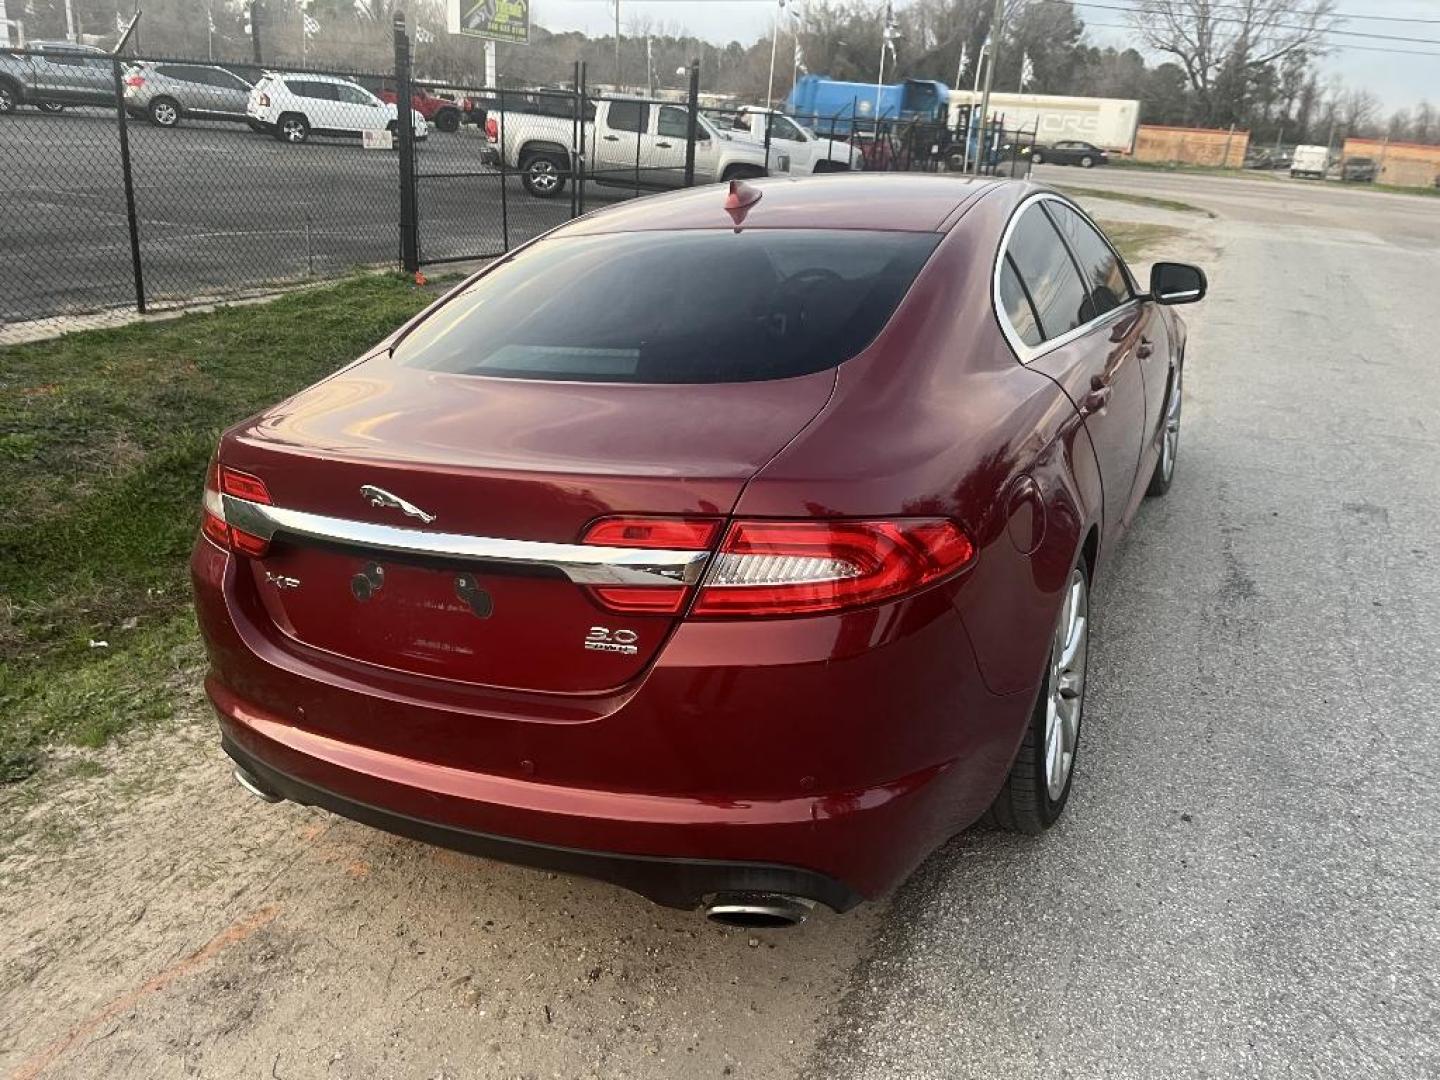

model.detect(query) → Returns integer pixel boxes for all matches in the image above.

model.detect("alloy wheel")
[1044,568,1089,801]
[283,118,307,142]
[529,160,559,193]
[152,101,178,127]
[0,86,14,113]
[1161,369,1182,483]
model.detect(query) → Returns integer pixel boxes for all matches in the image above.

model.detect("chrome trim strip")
[992,191,1143,366]
[221,495,712,587]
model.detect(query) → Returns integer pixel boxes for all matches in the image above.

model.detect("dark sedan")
[1030,140,1111,168]
[193,175,1205,926]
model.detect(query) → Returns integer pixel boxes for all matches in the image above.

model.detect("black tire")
[1080,155,1095,168]
[1145,367,1182,497]
[148,97,181,128]
[988,561,1091,835]
[276,112,309,144]
[37,101,65,113]
[520,152,568,198]
[0,81,19,114]
[434,108,460,133]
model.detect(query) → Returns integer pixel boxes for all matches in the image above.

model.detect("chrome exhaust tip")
[703,892,816,929]
[232,766,283,804]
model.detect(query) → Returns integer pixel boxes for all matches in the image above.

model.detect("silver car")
[123,61,253,128]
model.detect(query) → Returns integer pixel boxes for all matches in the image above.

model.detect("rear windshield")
[393,229,940,383]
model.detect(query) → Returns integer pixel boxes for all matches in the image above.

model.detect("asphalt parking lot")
[2,165,1438,1078]
[0,109,630,333]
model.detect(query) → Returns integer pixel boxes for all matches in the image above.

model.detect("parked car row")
[2,46,431,145]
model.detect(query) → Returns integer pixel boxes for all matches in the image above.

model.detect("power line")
[1053,1,1440,45]
[1047,0,1440,25]
[1079,18,1440,57]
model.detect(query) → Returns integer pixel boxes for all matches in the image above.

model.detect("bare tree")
[1128,0,1337,126]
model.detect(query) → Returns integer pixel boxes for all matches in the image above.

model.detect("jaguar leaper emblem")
[360,484,437,524]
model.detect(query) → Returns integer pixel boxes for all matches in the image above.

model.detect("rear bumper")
[194,538,1037,910]
[222,728,861,912]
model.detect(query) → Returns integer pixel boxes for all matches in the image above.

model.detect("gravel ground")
[2,170,1437,1079]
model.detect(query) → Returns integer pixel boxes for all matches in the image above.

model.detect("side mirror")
[1149,261,1207,305]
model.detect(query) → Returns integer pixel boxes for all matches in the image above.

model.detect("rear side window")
[394,230,940,383]
[1003,205,1087,342]
[1044,203,1131,322]
[607,101,648,133]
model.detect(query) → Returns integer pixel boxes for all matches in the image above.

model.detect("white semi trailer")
[948,90,1141,154]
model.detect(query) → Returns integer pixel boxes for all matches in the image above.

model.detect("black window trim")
[992,192,1142,364]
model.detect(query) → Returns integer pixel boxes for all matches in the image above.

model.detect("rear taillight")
[581,516,720,614]
[200,462,272,557]
[124,74,144,88]
[257,92,270,107]
[484,116,498,141]
[578,515,974,618]
[692,519,974,617]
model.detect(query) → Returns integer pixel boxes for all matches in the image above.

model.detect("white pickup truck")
[483,94,788,198]
[709,107,864,174]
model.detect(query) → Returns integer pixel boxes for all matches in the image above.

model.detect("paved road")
[816,168,1440,1078]
[0,110,629,338]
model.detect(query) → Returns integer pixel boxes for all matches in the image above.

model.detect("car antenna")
[724,178,762,230]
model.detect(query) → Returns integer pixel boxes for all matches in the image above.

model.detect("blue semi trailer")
[785,74,950,134]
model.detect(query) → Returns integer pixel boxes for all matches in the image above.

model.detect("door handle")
[1083,374,1111,414]
[656,141,673,148]
[1137,336,1154,359]
[602,134,620,141]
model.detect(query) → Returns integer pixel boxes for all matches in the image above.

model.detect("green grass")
[1108,158,1248,178]
[1054,185,1217,219]
[1097,221,1186,263]
[0,274,435,782]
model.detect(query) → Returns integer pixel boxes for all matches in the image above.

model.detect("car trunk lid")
[217,354,834,694]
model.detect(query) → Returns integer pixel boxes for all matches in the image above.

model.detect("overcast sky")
[528,0,1440,112]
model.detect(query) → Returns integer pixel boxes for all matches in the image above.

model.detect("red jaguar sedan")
[193,174,1205,927]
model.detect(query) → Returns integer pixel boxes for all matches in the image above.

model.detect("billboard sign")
[446,0,529,45]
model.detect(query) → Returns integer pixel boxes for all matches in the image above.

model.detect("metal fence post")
[110,55,145,314]
[570,60,581,216]
[683,60,699,187]
[393,13,419,273]
[498,85,509,250]
[763,110,772,173]
[577,62,588,215]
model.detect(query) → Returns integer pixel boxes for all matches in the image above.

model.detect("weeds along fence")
[0,19,1032,344]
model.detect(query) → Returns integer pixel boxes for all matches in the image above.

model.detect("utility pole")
[0,0,11,49]
[613,0,621,88]
[249,1,264,65]
[63,0,76,42]
[975,0,1005,173]
[766,0,782,110]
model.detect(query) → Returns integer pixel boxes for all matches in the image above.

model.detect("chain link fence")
[1,27,1032,346]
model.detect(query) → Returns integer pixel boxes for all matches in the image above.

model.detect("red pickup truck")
[360,77,462,133]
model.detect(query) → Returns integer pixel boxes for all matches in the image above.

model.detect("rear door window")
[1002,204,1088,342]
[606,100,648,133]
[394,230,940,383]
[657,105,689,139]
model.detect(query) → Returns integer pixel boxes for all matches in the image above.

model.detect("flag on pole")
[303,13,320,38]
[1020,52,1034,91]
[882,2,899,62]
[795,38,806,74]
[415,26,434,44]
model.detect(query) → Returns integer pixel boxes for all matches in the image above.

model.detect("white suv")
[248,72,427,145]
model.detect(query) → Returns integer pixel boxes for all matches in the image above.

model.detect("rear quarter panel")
[732,183,1103,699]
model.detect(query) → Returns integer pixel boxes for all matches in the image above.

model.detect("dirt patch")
[0,710,874,1079]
